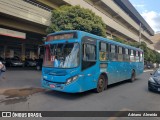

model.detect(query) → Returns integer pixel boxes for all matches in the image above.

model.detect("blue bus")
[41,30,144,93]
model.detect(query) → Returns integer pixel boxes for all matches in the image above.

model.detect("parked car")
[25,59,37,67]
[0,57,6,65]
[146,63,154,69]
[6,57,24,67]
[36,58,43,70]
[148,69,160,92]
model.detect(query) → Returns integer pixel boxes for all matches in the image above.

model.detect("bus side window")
[99,42,108,61]
[110,44,117,61]
[130,50,135,62]
[140,52,143,62]
[124,48,129,61]
[136,51,139,62]
[82,43,96,70]
[83,44,96,61]
[118,46,123,61]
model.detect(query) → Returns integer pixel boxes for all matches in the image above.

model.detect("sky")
[129,0,160,33]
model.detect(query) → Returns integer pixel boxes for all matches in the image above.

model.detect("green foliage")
[128,42,140,48]
[113,37,126,44]
[138,42,149,61]
[46,5,106,37]
[155,52,160,63]
[149,49,156,63]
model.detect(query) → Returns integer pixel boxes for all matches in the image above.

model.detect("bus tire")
[95,75,105,93]
[130,70,136,82]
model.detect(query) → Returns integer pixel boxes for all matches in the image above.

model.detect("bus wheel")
[130,70,136,82]
[95,75,105,93]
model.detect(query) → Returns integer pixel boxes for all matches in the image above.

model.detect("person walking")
[0,61,6,80]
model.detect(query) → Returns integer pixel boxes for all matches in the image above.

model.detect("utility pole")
[139,23,142,44]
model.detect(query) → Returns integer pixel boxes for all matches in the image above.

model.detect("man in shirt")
[0,61,6,80]
[53,56,60,67]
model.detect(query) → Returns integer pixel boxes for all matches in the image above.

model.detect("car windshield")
[153,69,160,76]
[43,43,79,68]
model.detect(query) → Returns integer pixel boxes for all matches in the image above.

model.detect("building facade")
[151,33,160,53]
[0,0,155,59]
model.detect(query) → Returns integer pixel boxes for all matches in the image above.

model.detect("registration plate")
[158,88,160,91]
[50,84,55,88]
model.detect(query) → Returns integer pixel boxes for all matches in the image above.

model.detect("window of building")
[23,0,52,11]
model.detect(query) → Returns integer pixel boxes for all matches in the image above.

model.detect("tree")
[128,42,139,48]
[155,52,160,63]
[113,36,126,44]
[149,49,156,63]
[139,42,149,61]
[46,5,106,37]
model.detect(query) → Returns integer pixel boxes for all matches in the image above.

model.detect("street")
[0,0,160,120]
[0,68,160,120]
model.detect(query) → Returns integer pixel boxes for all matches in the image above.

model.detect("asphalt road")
[0,68,160,120]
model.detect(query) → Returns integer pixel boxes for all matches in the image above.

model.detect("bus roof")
[47,30,143,52]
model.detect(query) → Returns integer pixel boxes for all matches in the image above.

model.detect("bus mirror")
[150,73,152,75]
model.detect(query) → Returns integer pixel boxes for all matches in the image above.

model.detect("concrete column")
[4,45,7,59]
[38,45,40,59]
[139,23,142,44]
[110,33,113,39]
[21,43,25,61]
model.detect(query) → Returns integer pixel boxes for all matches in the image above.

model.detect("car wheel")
[36,65,41,70]
[95,75,105,93]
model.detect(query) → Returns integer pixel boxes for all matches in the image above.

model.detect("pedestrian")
[0,61,6,80]
[53,56,60,67]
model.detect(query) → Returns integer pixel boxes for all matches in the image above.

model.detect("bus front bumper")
[41,79,83,93]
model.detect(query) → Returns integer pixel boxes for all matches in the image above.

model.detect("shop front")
[0,28,43,61]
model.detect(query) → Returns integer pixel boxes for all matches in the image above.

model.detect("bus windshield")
[43,43,79,68]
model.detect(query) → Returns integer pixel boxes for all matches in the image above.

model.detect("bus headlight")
[66,75,78,85]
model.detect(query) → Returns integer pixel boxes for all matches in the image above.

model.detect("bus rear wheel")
[130,70,136,82]
[95,75,105,93]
